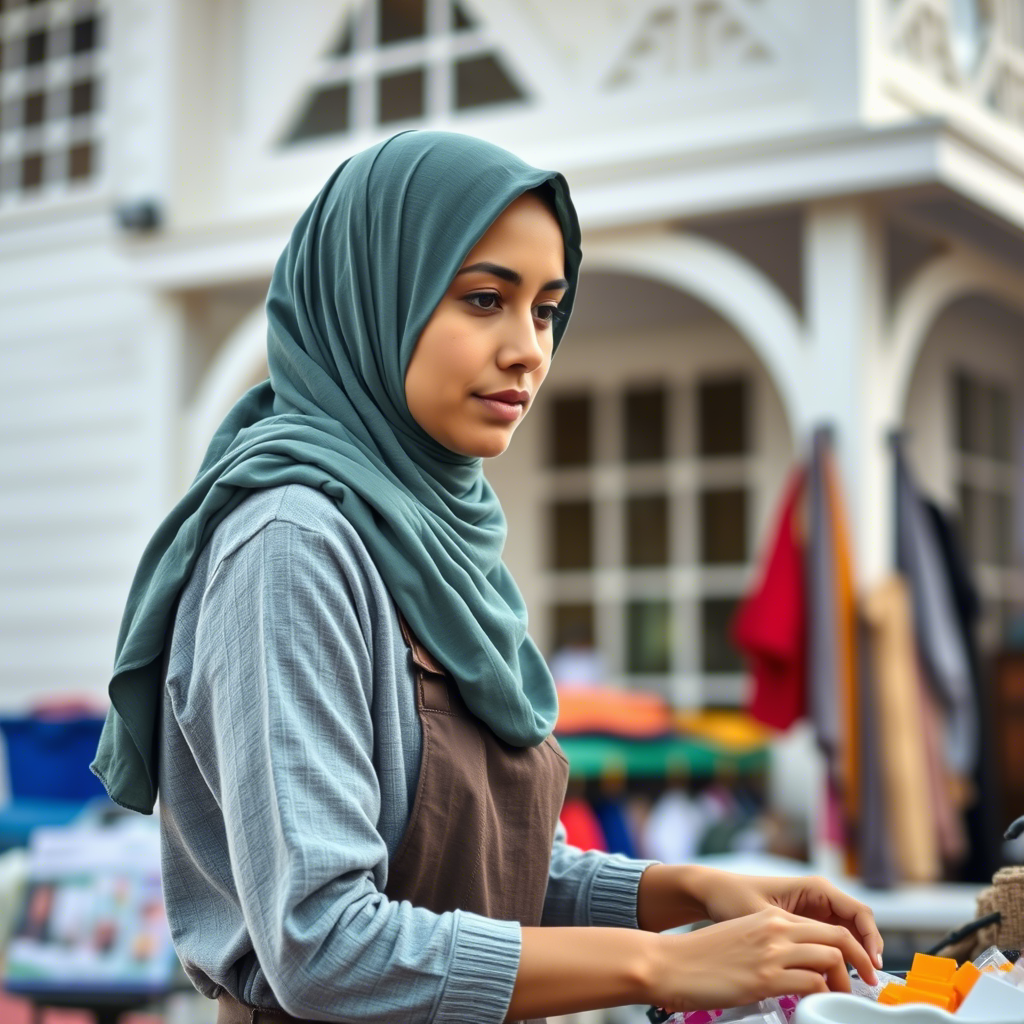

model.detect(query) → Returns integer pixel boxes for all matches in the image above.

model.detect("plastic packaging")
[972,945,1011,972]
[850,970,905,1001]
[666,999,787,1024]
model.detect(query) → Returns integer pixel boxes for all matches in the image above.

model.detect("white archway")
[182,302,269,485]
[888,250,1024,421]
[583,229,808,437]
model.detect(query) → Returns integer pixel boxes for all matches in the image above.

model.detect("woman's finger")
[813,882,884,968]
[784,915,879,986]
[779,942,852,993]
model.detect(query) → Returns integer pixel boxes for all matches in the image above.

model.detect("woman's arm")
[542,818,662,928]
[508,904,881,1021]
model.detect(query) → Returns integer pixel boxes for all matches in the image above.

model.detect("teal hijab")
[90,129,583,814]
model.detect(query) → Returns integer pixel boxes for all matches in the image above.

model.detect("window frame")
[541,371,761,709]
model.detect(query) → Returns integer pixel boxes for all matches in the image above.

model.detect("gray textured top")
[158,483,656,1024]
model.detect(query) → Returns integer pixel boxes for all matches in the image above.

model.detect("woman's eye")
[536,304,568,327]
[466,292,500,311]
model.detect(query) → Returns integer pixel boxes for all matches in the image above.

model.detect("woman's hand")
[692,868,883,978]
[645,906,879,1014]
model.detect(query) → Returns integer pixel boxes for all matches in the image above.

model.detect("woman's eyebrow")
[456,261,568,291]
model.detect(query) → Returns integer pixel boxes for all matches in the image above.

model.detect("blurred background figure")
[4,0,1024,1019]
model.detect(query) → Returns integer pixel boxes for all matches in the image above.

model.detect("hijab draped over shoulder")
[90,129,583,814]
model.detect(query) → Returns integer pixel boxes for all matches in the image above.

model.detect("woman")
[91,130,883,1024]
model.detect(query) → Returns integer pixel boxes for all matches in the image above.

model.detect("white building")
[2,0,1023,735]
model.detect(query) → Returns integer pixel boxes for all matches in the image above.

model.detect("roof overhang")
[120,117,1024,290]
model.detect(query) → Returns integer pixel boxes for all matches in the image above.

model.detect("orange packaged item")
[902,985,957,1013]
[910,953,957,982]
[877,984,904,1006]
[953,961,982,1003]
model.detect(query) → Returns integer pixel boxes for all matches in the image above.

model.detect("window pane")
[378,67,424,123]
[991,384,1012,462]
[550,394,591,466]
[70,80,94,117]
[380,0,426,43]
[700,488,748,564]
[958,482,981,566]
[22,152,43,189]
[72,17,98,53]
[551,500,592,570]
[23,92,44,126]
[332,18,353,55]
[626,600,671,673]
[287,83,350,141]
[626,495,669,566]
[455,54,523,108]
[955,371,985,455]
[551,603,594,650]
[25,30,46,64]
[68,143,92,180]
[453,2,475,29]
[993,490,1014,566]
[625,385,666,461]
[701,597,744,673]
[698,377,748,456]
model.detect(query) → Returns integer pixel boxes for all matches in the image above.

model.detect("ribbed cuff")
[589,856,662,929]
[435,911,522,1024]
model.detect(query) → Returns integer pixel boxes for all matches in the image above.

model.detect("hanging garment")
[732,468,807,730]
[805,430,843,779]
[925,499,999,883]
[559,797,608,853]
[823,437,861,867]
[855,613,897,889]
[216,610,571,1024]
[892,438,978,775]
[592,799,640,859]
[917,660,970,868]
[862,577,940,883]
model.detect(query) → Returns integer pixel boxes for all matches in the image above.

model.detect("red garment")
[731,469,807,730]
[559,797,608,851]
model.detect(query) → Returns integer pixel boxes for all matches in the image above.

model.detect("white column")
[801,198,890,876]
[802,197,890,588]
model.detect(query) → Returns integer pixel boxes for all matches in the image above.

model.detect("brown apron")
[218,610,570,1024]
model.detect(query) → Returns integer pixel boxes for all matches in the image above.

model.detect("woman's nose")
[500,313,546,372]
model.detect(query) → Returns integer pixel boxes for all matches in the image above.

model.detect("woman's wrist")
[636,863,712,932]
[507,926,663,1020]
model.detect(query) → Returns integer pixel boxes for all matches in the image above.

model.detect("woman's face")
[405,191,568,458]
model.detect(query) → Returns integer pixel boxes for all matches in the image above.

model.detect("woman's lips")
[473,395,525,422]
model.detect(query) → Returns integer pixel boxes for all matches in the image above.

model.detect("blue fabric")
[592,799,640,859]
[93,130,583,814]
[158,484,657,1022]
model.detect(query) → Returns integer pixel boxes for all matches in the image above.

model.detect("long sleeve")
[165,517,520,1024]
[542,818,660,928]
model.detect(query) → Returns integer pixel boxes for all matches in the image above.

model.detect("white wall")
[0,212,183,712]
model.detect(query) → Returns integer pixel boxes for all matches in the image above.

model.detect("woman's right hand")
[645,906,877,1014]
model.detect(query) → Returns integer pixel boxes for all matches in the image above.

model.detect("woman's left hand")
[696,867,884,974]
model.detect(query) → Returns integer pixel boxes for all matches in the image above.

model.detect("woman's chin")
[451,427,514,459]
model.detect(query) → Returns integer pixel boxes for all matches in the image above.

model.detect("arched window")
[283,0,526,145]
[0,0,105,205]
